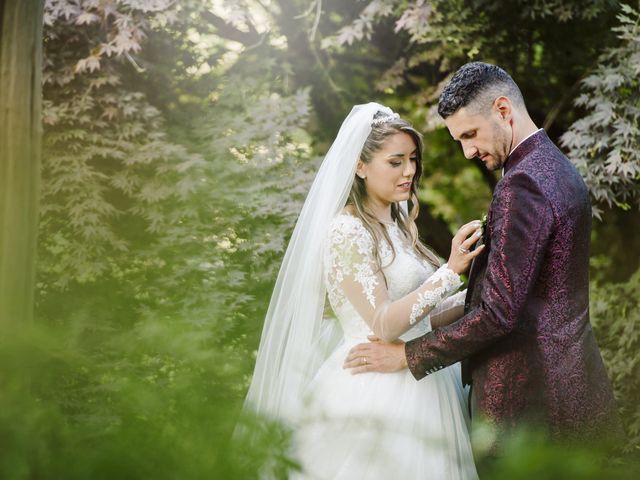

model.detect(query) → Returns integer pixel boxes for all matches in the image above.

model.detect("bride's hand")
[447,220,485,275]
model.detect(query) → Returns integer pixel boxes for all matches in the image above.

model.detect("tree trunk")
[274,0,348,138]
[0,0,44,327]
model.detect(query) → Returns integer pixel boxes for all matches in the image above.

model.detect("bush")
[590,263,640,454]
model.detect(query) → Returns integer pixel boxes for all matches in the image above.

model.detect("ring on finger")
[458,246,470,254]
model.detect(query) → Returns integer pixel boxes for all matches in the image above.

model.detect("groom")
[345,62,620,443]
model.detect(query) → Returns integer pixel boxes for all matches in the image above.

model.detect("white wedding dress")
[291,213,478,480]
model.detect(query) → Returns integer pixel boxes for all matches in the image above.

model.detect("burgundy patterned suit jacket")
[405,130,619,439]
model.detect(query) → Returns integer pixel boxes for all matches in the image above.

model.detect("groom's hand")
[343,335,408,375]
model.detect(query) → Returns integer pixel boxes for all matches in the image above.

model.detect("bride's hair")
[346,112,441,274]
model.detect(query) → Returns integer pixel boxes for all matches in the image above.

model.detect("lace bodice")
[324,213,465,342]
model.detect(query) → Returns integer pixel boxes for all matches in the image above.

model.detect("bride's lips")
[397,181,412,191]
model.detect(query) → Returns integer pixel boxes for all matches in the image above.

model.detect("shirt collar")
[502,128,544,176]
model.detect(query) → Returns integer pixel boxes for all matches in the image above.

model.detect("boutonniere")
[480,213,488,238]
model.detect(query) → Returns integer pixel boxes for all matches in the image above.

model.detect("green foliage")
[41,0,205,287]
[321,0,618,114]
[480,428,638,479]
[131,82,316,360]
[562,3,640,217]
[557,17,640,449]
[323,0,491,98]
[0,320,295,479]
[419,129,493,226]
[590,261,640,453]
[31,1,315,477]
[39,0,317,344]
[513,0,617,21]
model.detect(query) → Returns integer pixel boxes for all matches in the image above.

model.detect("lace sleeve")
[428,290,466,329]
[325,215,463,341]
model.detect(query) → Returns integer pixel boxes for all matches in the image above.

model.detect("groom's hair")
[437,62,526,119]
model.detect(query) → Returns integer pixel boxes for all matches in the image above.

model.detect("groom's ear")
[493,96,512,121]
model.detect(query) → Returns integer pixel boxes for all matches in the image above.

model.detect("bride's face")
[357,132,417,208]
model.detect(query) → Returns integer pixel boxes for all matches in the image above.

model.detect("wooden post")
[0,0,44,327]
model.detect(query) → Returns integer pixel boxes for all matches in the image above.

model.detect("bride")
[244,103,482,479]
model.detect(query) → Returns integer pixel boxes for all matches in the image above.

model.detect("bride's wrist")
[443,261,463,277]
[445,255,460,274]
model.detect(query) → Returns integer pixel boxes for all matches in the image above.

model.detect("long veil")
[244,102,395,424]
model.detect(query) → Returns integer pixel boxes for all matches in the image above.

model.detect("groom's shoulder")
[498,140,588,213]
[508,135,576,183]
[526,136,587,193]
[528,135,574,172]
[517,136,563,168]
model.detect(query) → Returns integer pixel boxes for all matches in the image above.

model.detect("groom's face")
[444,105,512,171]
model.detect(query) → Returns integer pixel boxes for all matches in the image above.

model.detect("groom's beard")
[486,122,512,171]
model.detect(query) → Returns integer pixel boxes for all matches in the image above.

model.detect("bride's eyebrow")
[386,149,417,158]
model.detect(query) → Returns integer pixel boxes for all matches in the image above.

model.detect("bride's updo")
[346,111,441,273]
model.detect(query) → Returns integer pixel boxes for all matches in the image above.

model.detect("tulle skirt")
[291,338,478,480]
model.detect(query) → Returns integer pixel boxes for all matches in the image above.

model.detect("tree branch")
[202,10,261,47]
[332,52,389,68]
[543,74,584,132]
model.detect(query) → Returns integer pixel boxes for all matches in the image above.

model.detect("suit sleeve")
[404,172,554,380]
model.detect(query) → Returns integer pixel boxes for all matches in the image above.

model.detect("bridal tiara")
[371,112,400,126]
